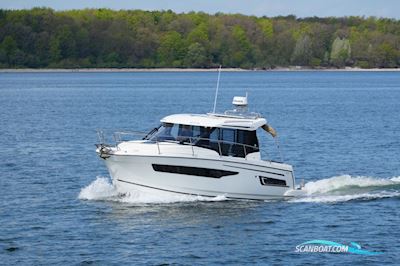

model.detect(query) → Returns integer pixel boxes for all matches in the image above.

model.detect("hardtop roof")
[160,113,267,131]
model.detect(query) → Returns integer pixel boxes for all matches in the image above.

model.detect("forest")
[0,8,399,69]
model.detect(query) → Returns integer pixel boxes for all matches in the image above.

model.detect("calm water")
[1,71,399,265]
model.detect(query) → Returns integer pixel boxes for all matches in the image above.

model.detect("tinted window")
[151,124,259,157]
[237,130,259,147]
[209,128,219,141]
[191,128,260,157]
[259,176,287,187]
[221,129,235,143]
[178,124,192,137]
[152,164,238,178]
[150,123,179,141]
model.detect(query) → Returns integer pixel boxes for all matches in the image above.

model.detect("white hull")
[96,94,304,200]
[103,152,296,200]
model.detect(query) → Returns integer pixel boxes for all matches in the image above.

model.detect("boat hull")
[103,154,296,200]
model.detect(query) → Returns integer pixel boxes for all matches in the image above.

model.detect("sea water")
[1,71,399,265]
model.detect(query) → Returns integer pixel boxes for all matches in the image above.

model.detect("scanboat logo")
[295,240,383,255]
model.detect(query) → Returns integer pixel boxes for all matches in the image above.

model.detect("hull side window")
[152,164,238,178]
[259,176,287,187]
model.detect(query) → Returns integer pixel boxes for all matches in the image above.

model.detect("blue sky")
[1,0,398,19]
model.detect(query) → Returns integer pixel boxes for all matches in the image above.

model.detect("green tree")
[184,42,208,67]
[375,42,398,67]
[0,36,18,66]
[230,25,253,67]
[157,31,186,67]
[330,37,351,67]
[1,8,400,69]
[49,36,61,63]
[187,22,209,48]
[291,35,313,65]
[258,18,274,38]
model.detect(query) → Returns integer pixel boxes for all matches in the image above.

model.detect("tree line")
[0,8,399,69]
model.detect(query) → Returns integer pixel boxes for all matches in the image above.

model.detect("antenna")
[212,65,222,113]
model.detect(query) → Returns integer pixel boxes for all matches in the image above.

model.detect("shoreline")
[0,67,399,73]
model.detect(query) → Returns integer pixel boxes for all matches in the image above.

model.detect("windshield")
[149,123,213,143]
[149,123,179,141]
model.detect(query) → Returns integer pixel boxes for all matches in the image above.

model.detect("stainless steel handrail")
[113,131,147,144]
[96,129,106,144]
[185,136,259,156]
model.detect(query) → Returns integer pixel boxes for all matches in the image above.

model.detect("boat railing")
[97,130,265,160]
[96,129,146,145]
[184,136,260,160]
[113,130,148,143]
[96,129,106,144]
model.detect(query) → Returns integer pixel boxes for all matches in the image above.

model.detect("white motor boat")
[96,95,304,200]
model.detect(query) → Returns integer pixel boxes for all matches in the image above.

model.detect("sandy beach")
[0,67,399,73]
[0,68,248,73]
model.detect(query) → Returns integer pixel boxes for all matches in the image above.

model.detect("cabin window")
[198,128,259,157]
[221,129,235,143]
[194,127,213,148]
[150,123,180,141]
[177,124,192,142]
[237,130,259,149]
[191,126,201,138]
[208,127,218,141]
[149,123,259,157]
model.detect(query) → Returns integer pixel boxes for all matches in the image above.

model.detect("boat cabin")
[145,113,268,158]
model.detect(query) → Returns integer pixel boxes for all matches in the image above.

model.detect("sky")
[0,0,399,19]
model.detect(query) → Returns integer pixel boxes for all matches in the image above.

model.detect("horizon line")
[1,7,399,20]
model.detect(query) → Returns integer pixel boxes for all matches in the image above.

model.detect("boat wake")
[78,176,228,204]
[289,175,400,203]
[79,175,400,204]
